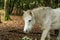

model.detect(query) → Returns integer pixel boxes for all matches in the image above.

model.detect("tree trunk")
[4,0,7,20]
[4,0,11,20]
[0,14,1,23]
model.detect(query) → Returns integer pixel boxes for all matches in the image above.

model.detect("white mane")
[31,7,52,28]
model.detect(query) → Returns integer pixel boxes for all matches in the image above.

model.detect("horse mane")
[31,7,52,24]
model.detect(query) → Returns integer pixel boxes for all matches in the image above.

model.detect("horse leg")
[47,32,50,40]
[40,16,51,40]
[57,30,60,40]
[41,28,50,40]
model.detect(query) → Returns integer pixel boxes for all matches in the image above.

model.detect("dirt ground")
[0,15,58,40]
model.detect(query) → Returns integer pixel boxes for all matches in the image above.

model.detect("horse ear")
[29,11,32,16]
[21,10,25,16]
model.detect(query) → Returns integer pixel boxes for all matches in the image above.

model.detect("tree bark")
[4,0,11,20]
[0,14,1,23]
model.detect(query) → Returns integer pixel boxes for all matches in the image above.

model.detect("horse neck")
[31,7,50,24]
[32,11,43,24]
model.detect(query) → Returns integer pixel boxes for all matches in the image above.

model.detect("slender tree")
[0,13,1,23]
[4,0,11,20]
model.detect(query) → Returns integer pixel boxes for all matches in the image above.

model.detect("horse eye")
[29,20,31,22]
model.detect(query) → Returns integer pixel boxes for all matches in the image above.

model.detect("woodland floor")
[0,15,58,40]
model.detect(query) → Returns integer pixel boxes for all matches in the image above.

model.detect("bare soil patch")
[0,15,57,40]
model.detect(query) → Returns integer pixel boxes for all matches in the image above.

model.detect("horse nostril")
[24,29,28,33]
[26,30,28,32]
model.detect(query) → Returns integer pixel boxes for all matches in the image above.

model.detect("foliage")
[0,0,60,20]
[0,0,60,10]
[22,36,32,40]
[5,0,60,15]
[0,0,4,9]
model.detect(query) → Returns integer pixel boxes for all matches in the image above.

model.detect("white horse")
[23,7,60,40]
